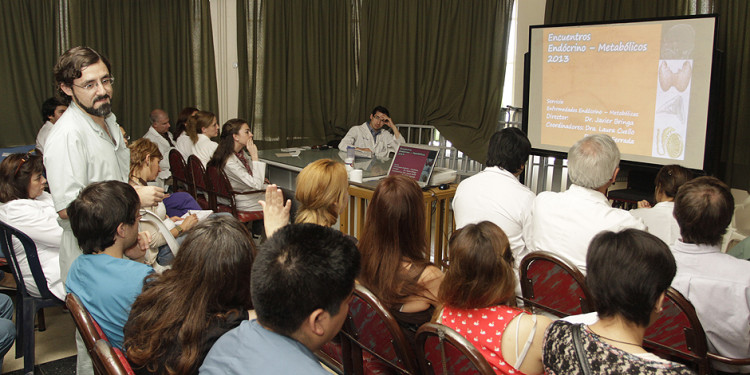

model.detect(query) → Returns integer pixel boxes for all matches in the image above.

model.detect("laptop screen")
[388,144,440,187]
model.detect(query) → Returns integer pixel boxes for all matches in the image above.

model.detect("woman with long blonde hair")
[294,159,349,227]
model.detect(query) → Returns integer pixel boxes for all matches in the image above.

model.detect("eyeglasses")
[13,151,35,176]
[72,77,115,91]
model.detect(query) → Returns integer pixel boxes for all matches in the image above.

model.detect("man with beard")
[44,46,163,283]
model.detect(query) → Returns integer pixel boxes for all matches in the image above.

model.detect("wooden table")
[341,183,456,269]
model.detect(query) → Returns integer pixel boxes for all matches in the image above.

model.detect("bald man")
[141,109,175,188]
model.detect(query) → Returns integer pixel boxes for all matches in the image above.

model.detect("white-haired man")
[524,134,645,272]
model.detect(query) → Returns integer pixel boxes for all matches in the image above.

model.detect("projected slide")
[527,16,715,170]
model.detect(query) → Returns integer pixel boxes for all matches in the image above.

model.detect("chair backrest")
[342,283,419,375]
[169,149,192,194]
[518,251,592,317]
[416,323,495,375]
[205,164,238,215]
[0,220,61,302]
[93,339,135,375]
[187,155,210,209]
[644,287,709,374]
[66,292,109,374]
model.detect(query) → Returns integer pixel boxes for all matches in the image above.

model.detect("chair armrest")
[231,190,265,196]
[706,352,750,365]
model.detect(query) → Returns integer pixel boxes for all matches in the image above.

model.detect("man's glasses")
[13,151,34,176]
[72,77,115,91]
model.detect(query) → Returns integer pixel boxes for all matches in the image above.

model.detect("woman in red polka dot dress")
[437,221,552,375]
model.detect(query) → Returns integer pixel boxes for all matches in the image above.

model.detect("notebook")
[359,143,440,188]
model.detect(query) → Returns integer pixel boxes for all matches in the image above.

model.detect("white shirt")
[629,201,680,245]
[142,126,174,182]
[671,240,750,372]
[338,122,405,157]
[524,184,646,272]
[35,121,54,154]
[175,133,193,162]
[192,134,218,166]
[43,101,129,282]
[224,153,266,211]
[0,192,65,299]
[453,166,534,261]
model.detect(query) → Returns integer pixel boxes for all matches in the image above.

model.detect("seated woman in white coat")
[174,106,198,162]
[184,110,219,166]
[207,119,266,212]
[0,153,64,299]
[629,165,693,246]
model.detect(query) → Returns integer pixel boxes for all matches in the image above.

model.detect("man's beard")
[73,92,112,118]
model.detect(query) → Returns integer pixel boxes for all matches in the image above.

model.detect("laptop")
[359,143,440,188]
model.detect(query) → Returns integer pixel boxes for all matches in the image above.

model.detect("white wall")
[512,0,546,107]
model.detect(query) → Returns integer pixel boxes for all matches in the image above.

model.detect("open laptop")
[359,143,440,188]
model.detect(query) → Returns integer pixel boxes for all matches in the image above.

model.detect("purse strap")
[572,324,592,375]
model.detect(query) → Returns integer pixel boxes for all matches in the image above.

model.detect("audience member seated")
[0,295,15,370]
[185,111,219,166]
[629,164,693,246]
[525,134,645,272]
[207,119,266,211]
[124,216,255,375]
[141,109,175,188]
[174,106,198,161]
[0,153,63,297]
[358,175,444,344]
[671,176,750,373]
[200,223,360,374]
[128,139,198,267]
[35,97,68,154]
[453,127,534,262]
[65,181,153,349]
[294,159,349,227]
[543,229,693,374]
[338,105,404,158]
[438,221,551,375]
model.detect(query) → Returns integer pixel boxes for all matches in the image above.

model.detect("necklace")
[586,326,642,347]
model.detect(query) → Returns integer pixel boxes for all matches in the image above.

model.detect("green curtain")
[0,0,60,147]
[237,0,515,160]
[545,0,750,189]
[66,0,219,139]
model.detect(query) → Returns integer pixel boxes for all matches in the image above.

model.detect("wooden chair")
[644,287,750,374]
[187,155,210,209]
[0,220,64,374]
[416,322,495,375]
[93,339,135,375]
[205,164,264,223]
[341,283,419,375]
[66,292,109,375]
[518,251,592,318]
[168,149,192,194]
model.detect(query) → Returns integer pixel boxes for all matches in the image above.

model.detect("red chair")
[416,322,495,375]
[644,287,750,374]
[93,339,136,375]
[205,165,264,223]
[518,251,592,317]
[187,155,210,209]
[168,149,192,194]
[341,283,419,375]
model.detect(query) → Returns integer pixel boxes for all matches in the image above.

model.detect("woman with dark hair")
[207,119,265,212]
[438,221,551,375]
[357,175,443,342]
[543,229,693,374]
[123,215,255,375]
[294,159,349,227]
[630,164,693,245]
[0,152,63,296]
[173,106,198,159]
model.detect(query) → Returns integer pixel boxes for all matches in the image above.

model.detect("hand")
[134,185,165,207]
[124,231,151,259]
[170,216,182,222]
[259,184,291,238]
[247,137,259,161]
[356,147,373,153]
[637,200,652,209]
[181,214,199,231]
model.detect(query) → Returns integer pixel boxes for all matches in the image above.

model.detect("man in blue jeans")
[0,294,16,369]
